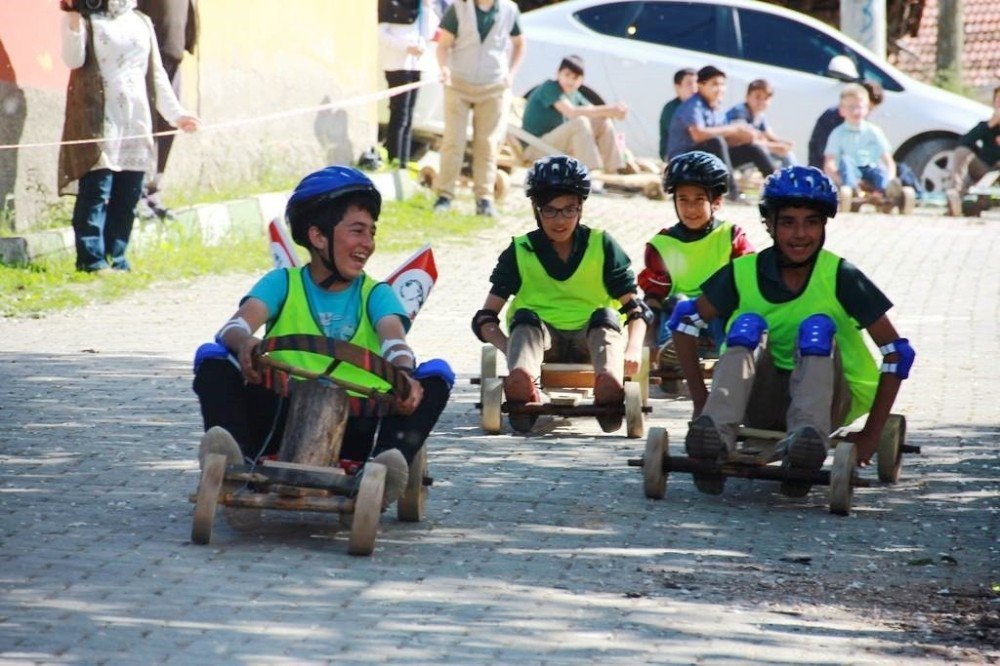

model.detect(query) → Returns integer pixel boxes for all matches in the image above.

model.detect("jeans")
[71,168,145,271]
[838,157,890,193]
[384,69,422,165]
[192,358,451,465]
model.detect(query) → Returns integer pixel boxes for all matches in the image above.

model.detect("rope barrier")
[0,79,435,151]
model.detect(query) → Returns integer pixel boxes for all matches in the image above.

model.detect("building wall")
[0,0,377,233]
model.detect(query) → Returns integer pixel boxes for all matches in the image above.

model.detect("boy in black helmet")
[192,166,452,508]
[472,155,649,432]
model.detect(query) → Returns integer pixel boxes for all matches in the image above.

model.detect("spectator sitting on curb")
[521,55,633,175]
[807,80,883,170]
[667,65,775,202]
[659,68,697,162]
[946,84,1000,215]
[726,78,796,168]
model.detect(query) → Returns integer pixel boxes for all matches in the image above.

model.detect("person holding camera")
[58,0,199,273]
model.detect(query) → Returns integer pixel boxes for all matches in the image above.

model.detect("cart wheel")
[494,169,510,202]
[643,427,668,499]
[397,446,427,522]
[191,453,226,545]
[900,187,916,215]
[636,347,651,405]
[481,377,503,434]
[659,377,683,395]
[348,462,386,556]
[419,165,436,189]
[877,414,906,483]
[480,345,498,402]
[643,181,664,200]
[838,186,853,214]
[829,441,857,516]
[624,381,644,439]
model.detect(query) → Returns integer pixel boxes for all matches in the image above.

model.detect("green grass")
[0,193,480,319]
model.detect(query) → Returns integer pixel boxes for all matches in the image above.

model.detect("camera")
[60,0,109,15]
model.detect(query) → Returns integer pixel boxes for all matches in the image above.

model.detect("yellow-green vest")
[266,268,390,395]
[508,230,617,330]
[730,250,879,423]
[649,222,734,297]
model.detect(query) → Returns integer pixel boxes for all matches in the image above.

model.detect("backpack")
[378,0,420,24]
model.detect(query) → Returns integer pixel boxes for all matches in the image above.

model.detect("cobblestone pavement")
[0,190,997,664]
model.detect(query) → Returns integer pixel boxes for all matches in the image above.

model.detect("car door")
[570,1,739,159]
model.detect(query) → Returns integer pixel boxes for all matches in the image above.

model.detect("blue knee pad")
[193,341,230,374]
[510,308,542,331]
[798,314,837,357]
[726,313,768,351]
[587,307,622,334]
[413,358,456,389]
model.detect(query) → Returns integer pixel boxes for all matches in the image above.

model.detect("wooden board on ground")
[593,172,665,200]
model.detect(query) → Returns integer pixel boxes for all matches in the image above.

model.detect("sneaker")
[371,449,409,509]
[198,426,243,470]
[433,196,451,213]
[593,372,625,433]
[945,188,963,217]
[884,178,904,204]
[504,368,540,433]
[657,339,679,371]
[779,426,827,498]
[476,198,495,217]
[684,415,727,495]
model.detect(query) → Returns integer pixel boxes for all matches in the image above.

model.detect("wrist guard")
[471,309,501,343]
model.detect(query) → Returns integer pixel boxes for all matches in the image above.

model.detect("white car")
[410,0,990,194]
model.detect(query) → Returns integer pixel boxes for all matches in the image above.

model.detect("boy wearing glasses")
[726,78,797,168]
[471,156,649,432]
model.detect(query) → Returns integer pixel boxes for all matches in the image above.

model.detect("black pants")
[384,69,422,165]
[192,359,450,465]
[152,55,182,180]
[694,137,775,200]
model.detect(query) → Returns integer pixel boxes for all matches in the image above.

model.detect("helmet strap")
[314,227,348,289]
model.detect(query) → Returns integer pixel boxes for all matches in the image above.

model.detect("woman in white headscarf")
[58,0,199,272]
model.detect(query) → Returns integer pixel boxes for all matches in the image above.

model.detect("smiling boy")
[822,83,900,199]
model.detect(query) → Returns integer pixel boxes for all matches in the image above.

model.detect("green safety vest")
[508,230,617,330]
[266,267,390,395]
[649,222,734,298]
[730,250,879,423]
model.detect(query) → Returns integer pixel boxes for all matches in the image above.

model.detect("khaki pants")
[951,145,995,194]
[434,77,510,201]
[703,342,852,450]
[507,315,625,385]
[523,116,623,173]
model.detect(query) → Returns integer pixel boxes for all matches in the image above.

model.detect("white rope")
[0,79,433,151]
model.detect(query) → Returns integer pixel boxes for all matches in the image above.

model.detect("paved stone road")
[0,191,997,665]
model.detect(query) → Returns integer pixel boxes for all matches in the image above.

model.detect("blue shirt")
[246,268,410,340]
[823,120,892,168]
[726,102,769,132]
[667,93,727,159]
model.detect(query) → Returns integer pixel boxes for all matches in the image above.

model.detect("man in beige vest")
[433,0,525,217]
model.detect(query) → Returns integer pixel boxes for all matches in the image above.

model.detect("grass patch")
[0,193,480,319]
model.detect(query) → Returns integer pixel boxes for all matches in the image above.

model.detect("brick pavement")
[0,191,997,664]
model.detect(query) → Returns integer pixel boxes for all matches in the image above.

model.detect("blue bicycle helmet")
[525,155,591,201]
[285,166,382,247]
[759,166,838,220]
[663,151,729,198]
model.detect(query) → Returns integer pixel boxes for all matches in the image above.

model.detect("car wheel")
[902,137,957,195]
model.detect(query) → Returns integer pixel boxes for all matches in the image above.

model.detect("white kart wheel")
[829,441,857,516]
[481,377,504,434]
[900,187,917,215]
[191,453,226,545]
[480,345,498,402]
[624,381,644,439]
[643,427,668,499]
[838,186,853,214]
[397,446,428,522]
[636,346,651,405]
[877,414,906,483]
[348,462,386,556]
[494,169,510,201]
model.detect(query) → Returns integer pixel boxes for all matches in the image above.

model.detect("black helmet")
[525,155,591,201]
[663,151,729,198]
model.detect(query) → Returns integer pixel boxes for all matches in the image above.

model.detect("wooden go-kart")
[631,414,918,516]
[472,345,652,438]
[650,337,718,396]
[838,183,916,215]
[190,335,430,556]
[946,169,1000,217]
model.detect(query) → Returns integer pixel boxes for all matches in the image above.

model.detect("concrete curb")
[0,170,412,266]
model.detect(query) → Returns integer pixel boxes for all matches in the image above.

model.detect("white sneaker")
[372,449,409,509]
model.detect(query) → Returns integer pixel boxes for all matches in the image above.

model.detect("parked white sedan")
[409,0,989,194]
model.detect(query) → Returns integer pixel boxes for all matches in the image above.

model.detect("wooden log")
[277,379,349,466]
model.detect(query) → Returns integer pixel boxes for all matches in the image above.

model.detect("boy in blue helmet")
[472,155,650,432]
[192,166,453,508]
[638,151,755,376]
[667,165,914,493]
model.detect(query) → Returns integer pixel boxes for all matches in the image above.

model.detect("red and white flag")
[268,218,299,269]
[386,243,437,321]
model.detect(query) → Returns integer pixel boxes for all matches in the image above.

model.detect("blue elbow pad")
[413,358,455,389]
[726,313,768,350]
[667,298,707,336]
[798,314,837,357]
[879,338,915,379]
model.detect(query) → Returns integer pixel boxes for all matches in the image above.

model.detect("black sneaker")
[433,196,451,213]
[780,426,827,498]
[685,414,726,495]
[476,199,495,217]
